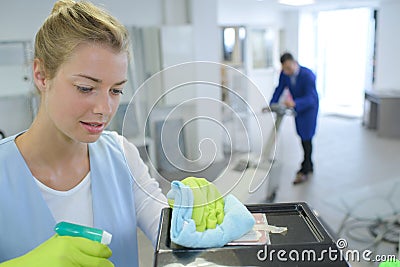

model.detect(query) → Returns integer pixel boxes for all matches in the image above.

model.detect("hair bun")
[51,0,76,14]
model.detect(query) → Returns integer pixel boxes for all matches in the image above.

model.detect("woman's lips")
[80,121,105,134]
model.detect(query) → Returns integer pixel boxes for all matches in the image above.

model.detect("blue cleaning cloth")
[166,180,255,248]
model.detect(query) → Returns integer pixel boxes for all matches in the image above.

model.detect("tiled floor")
[137,114,400,266]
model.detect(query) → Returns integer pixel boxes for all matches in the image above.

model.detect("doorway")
[302,8,375,118]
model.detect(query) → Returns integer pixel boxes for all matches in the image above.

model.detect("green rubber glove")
[0,234,113,267]
[181,177,225,232]
[379,260,400,267]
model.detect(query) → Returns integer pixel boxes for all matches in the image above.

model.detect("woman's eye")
[111,88,124,95]
[76,86,93,93]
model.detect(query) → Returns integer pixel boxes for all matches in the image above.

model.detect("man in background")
[269,52,319,184]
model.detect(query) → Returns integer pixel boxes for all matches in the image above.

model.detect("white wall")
[0,1,52,41]
[100,0,163,26]
[217,0,282,26]
[281,10,300,58]
[374,0,400,90]
[0,0,163,41]
[162,0,189,25]
[191,0,224,164]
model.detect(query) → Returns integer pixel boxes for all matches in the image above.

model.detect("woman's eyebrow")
[73,74,102,83]
[114,79,128,86]
[73,74,127,85]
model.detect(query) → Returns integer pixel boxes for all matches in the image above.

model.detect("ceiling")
[258,0,381,10]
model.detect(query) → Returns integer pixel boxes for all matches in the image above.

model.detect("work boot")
[293,172,309,185]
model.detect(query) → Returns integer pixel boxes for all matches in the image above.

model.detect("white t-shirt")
[33,132,168,246]
[34,172,94,227]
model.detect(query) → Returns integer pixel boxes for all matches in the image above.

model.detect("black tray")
[154,202,350,266]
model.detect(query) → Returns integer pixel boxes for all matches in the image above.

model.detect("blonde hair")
[34,0,130,79]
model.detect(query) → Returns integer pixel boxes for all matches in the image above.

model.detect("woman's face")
[41,43,128,143]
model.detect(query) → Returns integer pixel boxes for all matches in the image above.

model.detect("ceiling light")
[278,0,315,6]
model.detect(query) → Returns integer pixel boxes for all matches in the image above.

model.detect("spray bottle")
[54,221,112,245]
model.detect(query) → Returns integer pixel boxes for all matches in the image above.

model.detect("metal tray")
[154,202,350,267]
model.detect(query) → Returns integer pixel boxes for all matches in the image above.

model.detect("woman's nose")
[93,92,113,116]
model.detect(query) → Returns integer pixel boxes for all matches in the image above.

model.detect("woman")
[0,1,167,266]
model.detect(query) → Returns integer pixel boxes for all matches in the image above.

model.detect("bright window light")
[278,0,315,6]
[223,28,236,52]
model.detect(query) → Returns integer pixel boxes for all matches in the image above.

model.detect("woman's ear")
[33,58,47,92]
